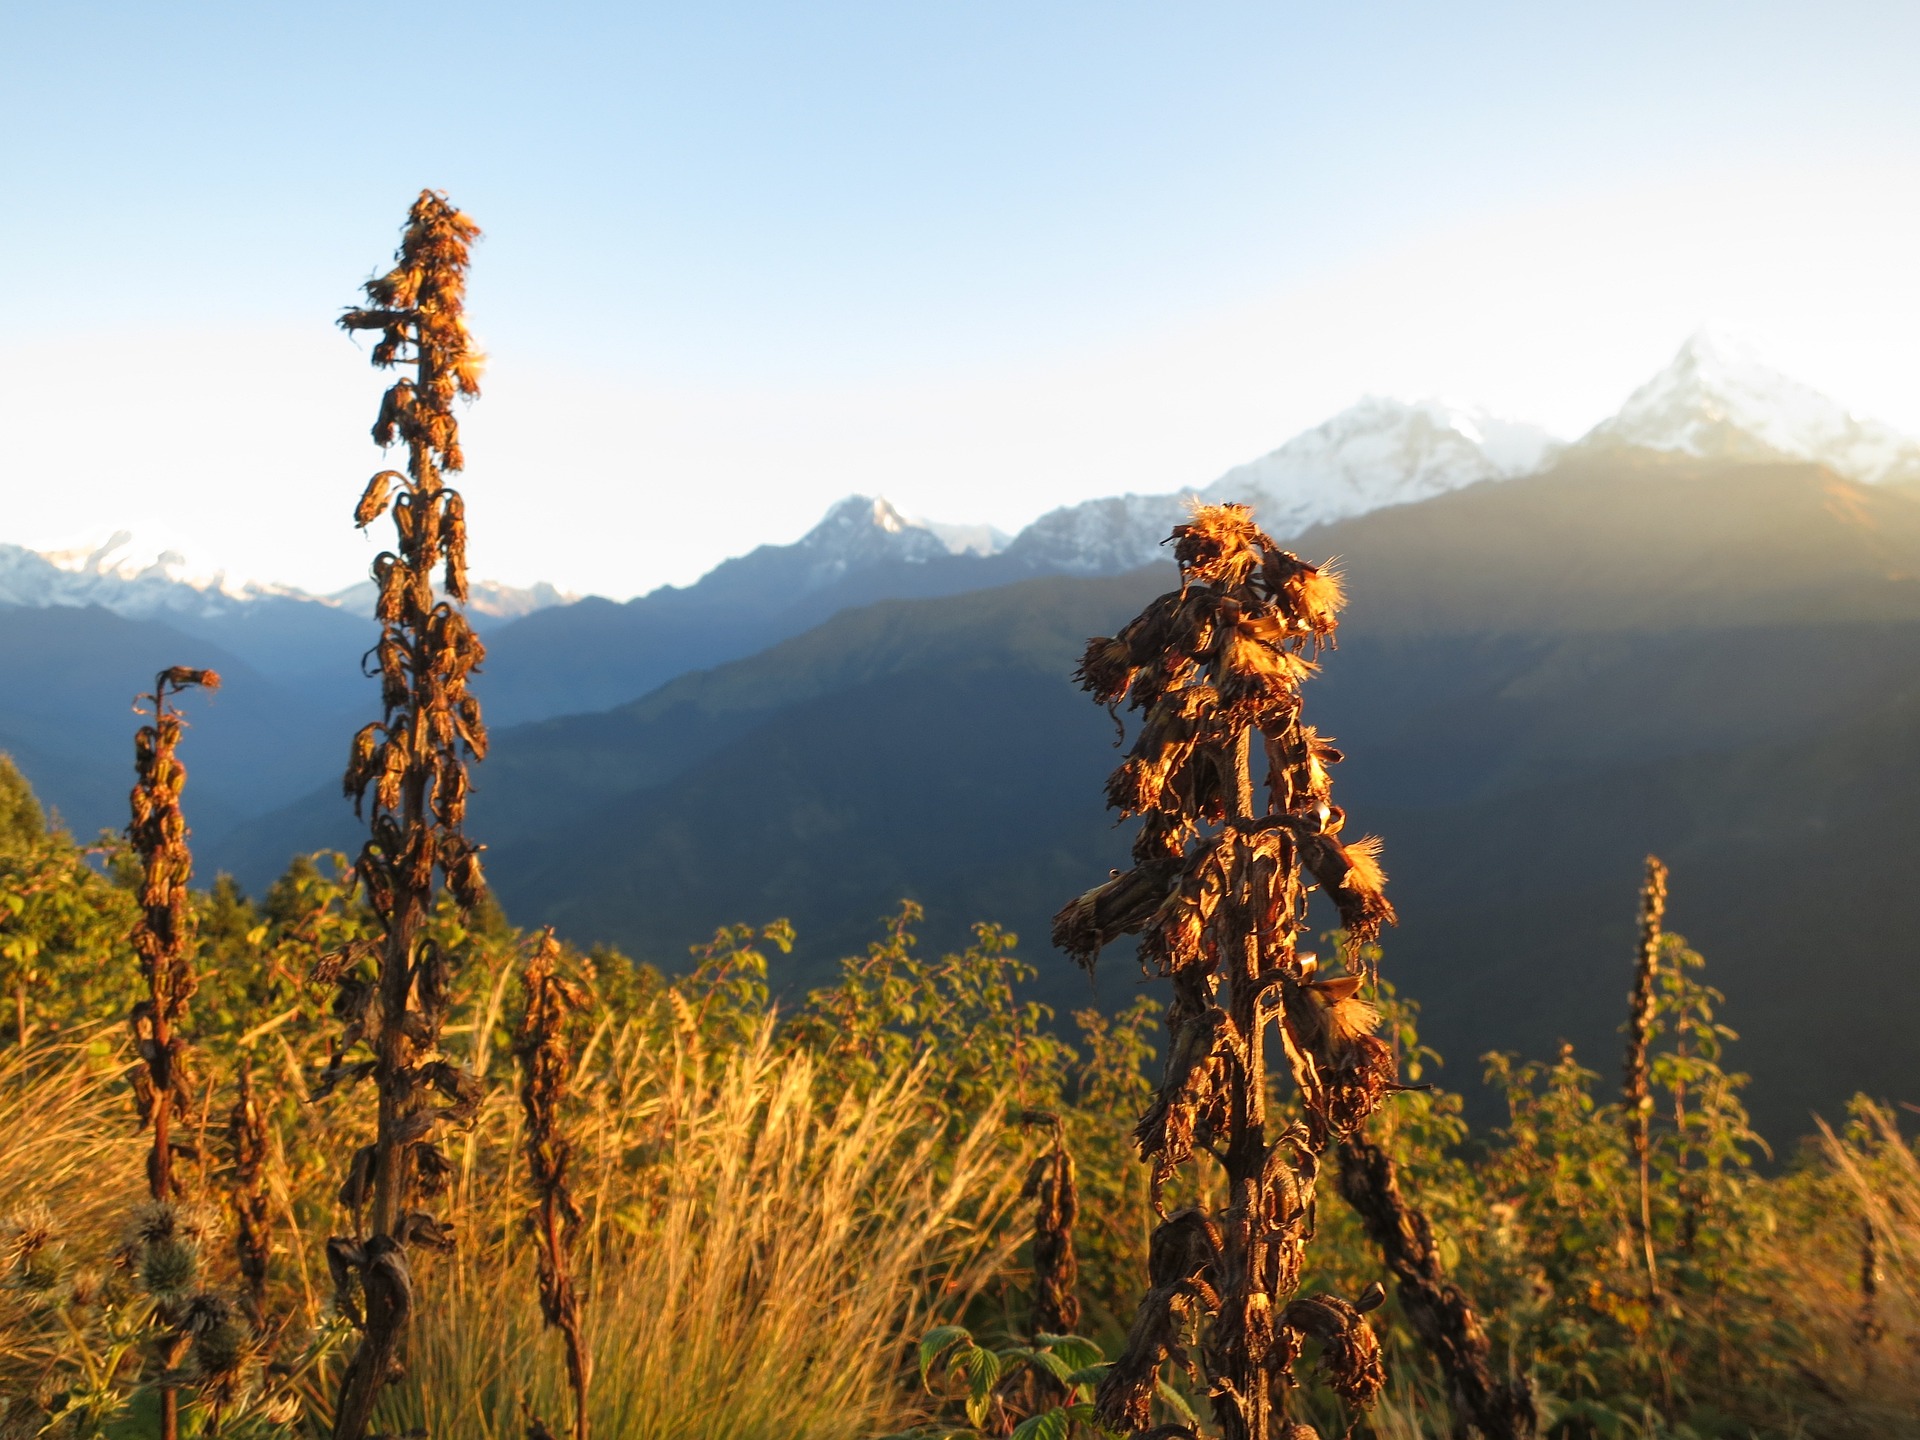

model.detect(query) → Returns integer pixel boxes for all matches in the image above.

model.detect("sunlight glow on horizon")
[5,5,1919,599]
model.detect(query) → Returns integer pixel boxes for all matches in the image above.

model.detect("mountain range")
[6,331,1919,1140]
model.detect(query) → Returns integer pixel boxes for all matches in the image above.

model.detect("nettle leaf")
[958,1343,1001,1398]
[1063,1363,1112,1391]
[918,1325,972,1388]
[1010,1409,1072,1440]
[1037,1334,1105,1373]
[1019,1349,1074,1383]
[965,1392,995,1431]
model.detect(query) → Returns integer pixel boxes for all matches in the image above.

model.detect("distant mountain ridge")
[9,331,1914,718]
[1583,330,1920,483]
[0,531,573,699]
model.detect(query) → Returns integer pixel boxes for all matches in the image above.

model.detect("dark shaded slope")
[0,604,350,839]
[209,567,1175,889]
[476,538,1060,727]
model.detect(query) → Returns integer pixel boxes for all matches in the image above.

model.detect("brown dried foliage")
[228,1059,273,1324]
[1018,1111,1082,1337]
[1053,505,1397,1439]
[1336,1133,1536,1438]
[326,190,490,1440]
[127,666,221,1206]
[126,664,219,1440]
[514,931,592,1440]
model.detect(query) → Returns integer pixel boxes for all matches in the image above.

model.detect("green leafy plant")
[893,1325,1187,1440]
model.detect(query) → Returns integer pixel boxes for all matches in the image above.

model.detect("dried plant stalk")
[1858,1217,1883,1350]
[1018,1111,1082,1337]
[229,1059,273,1323]
[1623,855,1667,1298]
[126,664,220,1440]
[1054,504,1397,1440]
[514,931,592,1440]
[128,666,221,1204]
[1336,1134,1535,1438]
[323,190,490,1440]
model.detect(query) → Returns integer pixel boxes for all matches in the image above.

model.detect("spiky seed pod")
[2,1206,65,1296]
[515,931,592,1440]
[1054,504,1397,1439]
[1624,855,1667,1299]
[1018,1112,1082,1337]
[325,191,491,1440]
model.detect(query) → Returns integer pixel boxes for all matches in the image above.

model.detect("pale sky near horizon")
[5,2,1920,598]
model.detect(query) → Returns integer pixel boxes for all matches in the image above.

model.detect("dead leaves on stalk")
[1055,503,1395,1437]
[325,191,493,1440]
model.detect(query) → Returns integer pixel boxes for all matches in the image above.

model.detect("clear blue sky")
[5,2,1919,596]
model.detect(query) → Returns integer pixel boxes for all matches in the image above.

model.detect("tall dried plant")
[1335,1135,1535,1438]
[228,1059,273,1324]
[514,931,591,1440]
[1017,1111,1082,1338]
[1054,504,1397,1440]
[127,665,219,1440]
[128,666,220,1208]
[1622,854,1666,1298]
[321,189,490,1440]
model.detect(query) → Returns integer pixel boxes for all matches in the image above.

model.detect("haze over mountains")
[6,331,1919,1139]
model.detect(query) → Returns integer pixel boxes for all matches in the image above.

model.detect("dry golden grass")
[378,1017,1027,1440]
[0,1035,145,1402]
[1765,1102,1920,1437]
[0,992,1027,1437]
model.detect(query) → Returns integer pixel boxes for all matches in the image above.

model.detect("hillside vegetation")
[0,770,1914,1436]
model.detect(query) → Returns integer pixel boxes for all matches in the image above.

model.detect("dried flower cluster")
[1624,854,1667,1297]
[1053,504,1397,1439]
[515,931,592,1440]
[322,190,490,1440]
[1018,1111,1082,1337]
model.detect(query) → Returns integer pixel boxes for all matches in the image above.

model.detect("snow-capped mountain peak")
[1205,396,1560,535]
[1004,395,1560,576]
[797,496,948,563]
[1579,329,1920,484]
[1,532,313,621]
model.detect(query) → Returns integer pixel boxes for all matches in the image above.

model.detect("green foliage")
[0,816,138,1048]
[893,1325,1119,1439]
[0,752,45,851]
[0,830,1913,1437]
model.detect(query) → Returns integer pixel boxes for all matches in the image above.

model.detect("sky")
[4,2,1920,599]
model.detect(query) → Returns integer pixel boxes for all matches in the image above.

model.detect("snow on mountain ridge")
[1205,396,1560,535]
[1007,396,1560,576]
[1001,492,1196,574]
[1,530,573,631]
[1580,330,1920,484]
